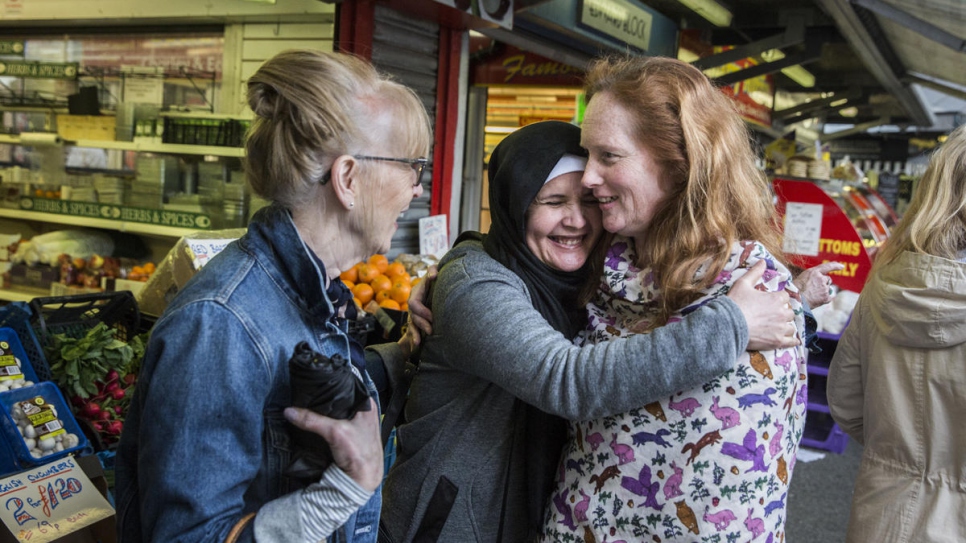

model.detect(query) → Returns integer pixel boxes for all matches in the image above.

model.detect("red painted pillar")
[336,0,376,58]
[431,25,462,221]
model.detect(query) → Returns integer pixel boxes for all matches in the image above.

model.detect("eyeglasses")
[355,155,428,187]
[320,155,429,186]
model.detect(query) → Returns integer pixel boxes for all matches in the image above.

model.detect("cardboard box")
[7,264,59,289]
[100,277,146,297]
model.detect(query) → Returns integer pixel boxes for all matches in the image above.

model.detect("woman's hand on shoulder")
[728,261,799,350]
[397,265,437,358]
[406,265,436,336]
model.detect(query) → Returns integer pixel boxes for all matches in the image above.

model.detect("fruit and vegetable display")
[339,253,436,313]
[58,253,157,289]
[45,322,148,447]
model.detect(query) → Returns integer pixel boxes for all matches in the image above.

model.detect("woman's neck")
[290,204,362,280]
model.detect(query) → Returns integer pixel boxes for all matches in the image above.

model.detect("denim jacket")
[116,204,382,543]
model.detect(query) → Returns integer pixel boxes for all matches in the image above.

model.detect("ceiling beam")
[903,72,966,102]
[815,0,931,126]
[820,117,892,142]
[692,19,804,71]
[774,88,864,121]
[713,38,822,86]
[850,0,966,53]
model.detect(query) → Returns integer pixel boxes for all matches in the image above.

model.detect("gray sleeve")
[366,341,407,392]
[254,466,372,543]
[431,258,749,421]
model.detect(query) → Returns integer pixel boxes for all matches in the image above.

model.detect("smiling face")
[525,171,603,272]
[580,92,672,240]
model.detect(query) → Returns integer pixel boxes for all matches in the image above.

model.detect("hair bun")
[248,81,282,119]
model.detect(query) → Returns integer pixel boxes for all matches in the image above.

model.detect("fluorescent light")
[677,0,733,27]
[830,98,850,107]
[678,48,700,63]
[762,49,815,88]
[783,65,815,87]
[839,107,859,117]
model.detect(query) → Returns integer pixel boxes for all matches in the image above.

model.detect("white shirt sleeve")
[254,465,373,543]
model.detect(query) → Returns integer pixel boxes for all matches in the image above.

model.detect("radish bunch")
[70,369,135,444]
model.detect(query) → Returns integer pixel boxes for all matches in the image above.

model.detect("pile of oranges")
[339,254,420,312]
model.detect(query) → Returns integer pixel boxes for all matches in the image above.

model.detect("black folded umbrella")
[285,341,372,480]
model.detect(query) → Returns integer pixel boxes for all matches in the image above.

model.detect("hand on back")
[728,261,799,351]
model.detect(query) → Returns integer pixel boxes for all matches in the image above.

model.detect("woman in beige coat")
[828,123,966,543]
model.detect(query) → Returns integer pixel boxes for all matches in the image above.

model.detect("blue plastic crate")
[801,411,849,454]
[0,326,40,388]
[0,302,51,382]
[0,425,21,477]
[0,382,91,470]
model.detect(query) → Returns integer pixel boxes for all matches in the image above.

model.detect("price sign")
[419,215,449,258]
[187,237,240,270]
[0,456,114,543]
[782,202,823,256]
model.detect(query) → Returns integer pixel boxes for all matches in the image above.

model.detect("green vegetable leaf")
[44,320,147,400]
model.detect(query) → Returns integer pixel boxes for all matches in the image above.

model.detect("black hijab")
[455,120,590,537]
[457,120,591,338]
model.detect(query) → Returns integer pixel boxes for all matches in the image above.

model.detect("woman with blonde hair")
[828,124,966,542]
[543,56,807,541]
[116,49,430,543]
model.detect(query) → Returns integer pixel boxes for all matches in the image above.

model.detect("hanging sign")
[0,41,24,56]
[0,456,115,543]
[20,198,212,230]
[578,0,653,52]
[471,43,584,86]
[0,62,78,80]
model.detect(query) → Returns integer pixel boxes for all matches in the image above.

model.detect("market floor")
[786,437,864,542]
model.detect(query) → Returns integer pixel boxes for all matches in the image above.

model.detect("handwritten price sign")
[0,456,114,543]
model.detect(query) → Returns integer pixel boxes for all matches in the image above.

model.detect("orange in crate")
[389,280,411,304]
[368,254,389,274]
[370,274,392,294]
[357,264,379,284]
[386,262,408,280]
[352,283,374,305]
[379,299,401,311]
[340,265,359,283]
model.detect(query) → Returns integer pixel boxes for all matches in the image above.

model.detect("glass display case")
[771,176,899,454]
[771,177,896,293]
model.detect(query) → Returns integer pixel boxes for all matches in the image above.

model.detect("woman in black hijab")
[380,121,789,543]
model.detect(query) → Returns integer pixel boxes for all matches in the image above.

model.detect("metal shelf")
[0,134,244,157]
[0,207,200,238]
[0,285,48,303]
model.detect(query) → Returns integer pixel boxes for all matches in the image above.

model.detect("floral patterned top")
[541,236,807,543]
